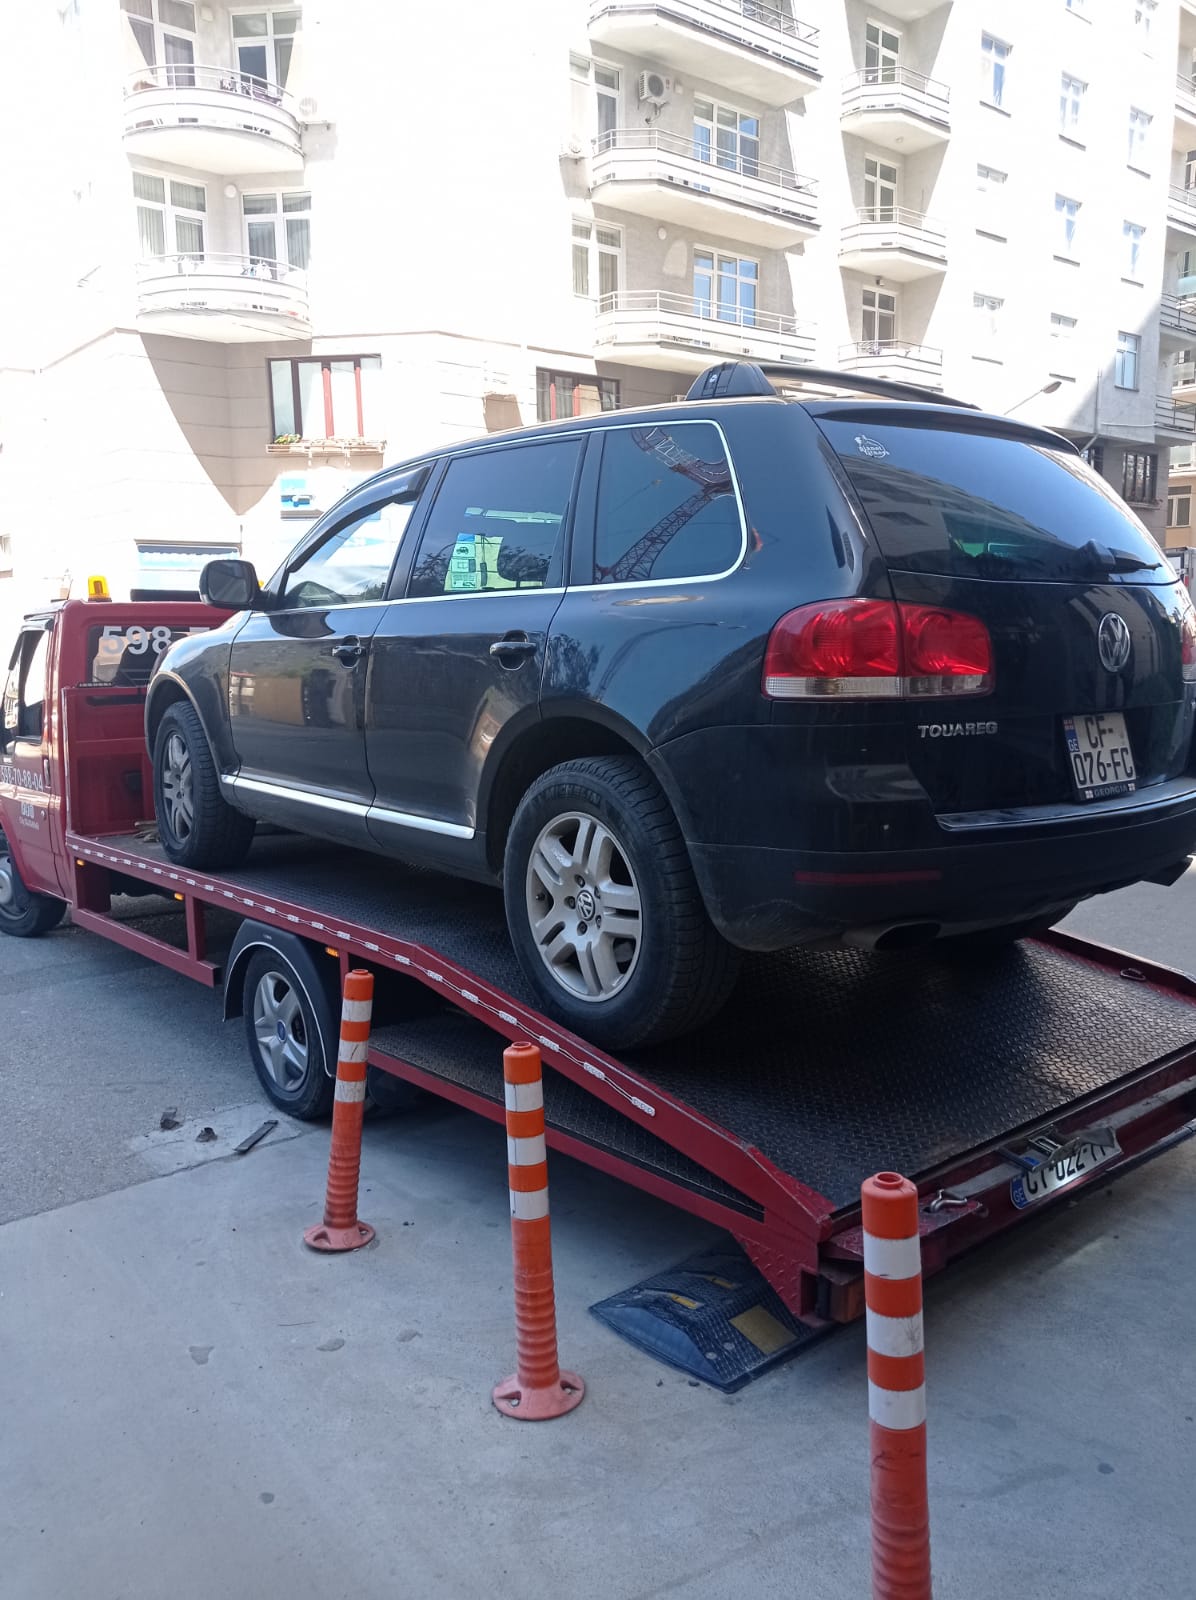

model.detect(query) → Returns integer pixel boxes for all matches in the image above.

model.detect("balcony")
[1160,294,1196,350]
[1166,185,1196,238]
[1178,73,1196,137]
[840,69,950,153]
[587,0,819,108]
[1174,358,1196,405]
[135,255,311,343]
[123,65,303,176]
[1156,397,1196,440]
[839,208,947,282]
[838,341,943,389]
[590,129,817,248]
[594,290,814,372]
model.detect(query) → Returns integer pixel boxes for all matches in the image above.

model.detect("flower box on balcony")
[267,438,386,457]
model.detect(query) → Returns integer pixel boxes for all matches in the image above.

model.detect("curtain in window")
[137,205,165,258]
[285,217,310,270]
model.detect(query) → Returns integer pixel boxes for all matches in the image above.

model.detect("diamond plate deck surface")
[108,834,1196,1210]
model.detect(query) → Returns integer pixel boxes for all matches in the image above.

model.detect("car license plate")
[1010,1134,1122,1210]
[1063,712,1137,801]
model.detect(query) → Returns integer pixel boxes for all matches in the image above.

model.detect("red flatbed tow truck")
[4,595,1196,1325]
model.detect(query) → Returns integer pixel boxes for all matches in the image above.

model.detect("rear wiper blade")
[1080,539,1161,574]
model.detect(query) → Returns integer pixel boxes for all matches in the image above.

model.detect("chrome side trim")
[222,773,475,840]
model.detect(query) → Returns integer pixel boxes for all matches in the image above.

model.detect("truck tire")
[504,756,740,1050]
[153,701,255,870]
[242,948,335,1119]
[0,829,66,938]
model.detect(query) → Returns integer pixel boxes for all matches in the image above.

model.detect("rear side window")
[817,418,1168,584]
[407,439,581,599]
[593,423,743,584]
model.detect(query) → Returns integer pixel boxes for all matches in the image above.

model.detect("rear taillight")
[762,599,994,701]
[1180,594,1196,683]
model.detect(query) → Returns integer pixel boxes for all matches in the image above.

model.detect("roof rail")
[684,360,978,411]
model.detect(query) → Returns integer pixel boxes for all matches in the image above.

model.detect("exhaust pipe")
[843,922,942,953]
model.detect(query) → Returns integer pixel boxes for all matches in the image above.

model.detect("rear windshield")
[816,418,1169,584]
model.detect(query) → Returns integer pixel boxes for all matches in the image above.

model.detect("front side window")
[134,170,205,258]
[692,99,759,178]
[4,628,50,743]
[694,249,757,326]
[1122,451,1157,505]
[1115,330,1140,389]
[865,20,901,83]
[231,8,301,90]
[269,355,382,441]
[407,441,582,599]
[281,500,413,610]
[1059,73,1085,137]
[862,285,897,346]
[1123,221,1145,280]
[1128,107,1152,167]
[536,370,620,422]
[593,424,742,585]
[1169,490,1191,528]
[980,34,1010,107]
[1055,193,1080,256]
[243,191,310,272]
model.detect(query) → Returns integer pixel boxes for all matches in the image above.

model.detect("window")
[862,286,897,346]
[1177,349,1196,388]
[242,191,310,272]
[863,154,899,220]
[1123,221,1145,280]
[1055,193,1080,257]
[1169,491,1191,529]
[3,628,50,744]
[976,163,1007,191]
[231,9,301,89]
[1135,1,1157,40]
[571,220,621,303]
[980,34,1010,108]
[692,99,759,178]
[1128,108,1151,168]
[133,171,205,258]
[976,164,1008,236]
[1122,451,1157,504]
[0,533,11,575]
[281,501,414,610]
[694,250,756,326]
[973,293,1003,340]
[594,64,619,143]
[1083,443,1105,473]
[122,0,195,79]
[864,20,901,84]
[1050,312,1077,339]
[407,441,581,599]
[536,371,620,422]
[268,355,382,441]
[1064,0,1086,13]
[1115,331,1140,390]
[1059,74,1085,137]
[593,423,742,585]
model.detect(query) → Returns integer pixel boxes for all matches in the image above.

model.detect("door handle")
[489,633,536,662]
[332,638,365,665]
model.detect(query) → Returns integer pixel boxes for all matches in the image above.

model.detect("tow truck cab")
[0,597,224,915]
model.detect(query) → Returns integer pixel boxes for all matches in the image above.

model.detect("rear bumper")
[686,781,1196,951]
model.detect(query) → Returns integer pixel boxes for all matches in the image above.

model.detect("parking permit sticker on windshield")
[854,435,888,460]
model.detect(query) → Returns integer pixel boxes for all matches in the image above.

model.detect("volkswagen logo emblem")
[1098,613,1132,673]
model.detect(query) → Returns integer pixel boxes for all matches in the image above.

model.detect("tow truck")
[3,588,1196,1326]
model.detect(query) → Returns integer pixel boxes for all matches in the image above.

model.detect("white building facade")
[1,0,1193,629]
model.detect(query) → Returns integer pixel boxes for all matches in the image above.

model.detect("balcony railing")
[123,63,303,166]
[1161,294,1196,338]
[1168,185,1196,223]
[1177,72,1196,112]
[136,253,311,337]
[589,0,819,74]
[1157,397,1196,434]
[595,289,814,362]
[838,340,944,381]
[841,66,950,121]
[592,127,817,224]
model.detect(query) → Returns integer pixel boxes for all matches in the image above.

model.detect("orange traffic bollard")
[304,969,376,1253]
[862,1171,932,1600]
[492,1042,584,1420]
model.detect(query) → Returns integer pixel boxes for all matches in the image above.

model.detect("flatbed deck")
[69,827,1196,1323]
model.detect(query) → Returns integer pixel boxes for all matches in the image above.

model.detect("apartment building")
[0,0,1191,626]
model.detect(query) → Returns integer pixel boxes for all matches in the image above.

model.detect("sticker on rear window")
[854,434,888,460]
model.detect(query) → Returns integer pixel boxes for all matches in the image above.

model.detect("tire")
[153,701,255,870]
[242,948,335,1119]
[0,830,66,938]
[503,756,740,1050]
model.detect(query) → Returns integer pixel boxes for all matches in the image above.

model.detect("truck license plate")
[1010,1135,1122,1210]
[1063,712,1137,802]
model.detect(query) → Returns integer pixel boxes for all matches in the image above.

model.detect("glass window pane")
[247,219,277,260]
[133,171,165,204]
[127,15,155,65]
[358,357,382,434]
[572,243,590,297]
[595,66,619,89]
[297,360,325,437]
[242,192,278,215]
[408,441,581,598]
[328,361,358,435]
[282,191,311,213]
[270,361,296,437]
[232,13,268,36]
[137,205,166,256]
[596,226,621,249]
[594,423,741,583]
[170,179,206,212]
[174,216,204,255]
[275,37,293,85]
[598,248,619,300]
[285,216,310,269]
[694,98,713,120]
[121,0,152,17]
[275,11,301,33]
[237,43,269,80]
[159,0,195,29]
[283,502,414,609]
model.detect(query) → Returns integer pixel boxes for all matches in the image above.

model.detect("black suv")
[147,360,1196,1047]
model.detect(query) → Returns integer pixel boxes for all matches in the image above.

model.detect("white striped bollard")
[303,968,376,1252]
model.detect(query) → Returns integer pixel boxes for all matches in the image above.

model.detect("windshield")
[816,418,1169,584]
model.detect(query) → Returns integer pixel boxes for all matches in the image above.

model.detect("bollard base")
[492,1370,585,1420]
[303,1220,375,1253]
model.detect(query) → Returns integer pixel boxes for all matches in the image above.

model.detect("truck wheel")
[242,948,335,1119]
[0,830,66,937]
[504,756,740,1050]
[153,701,255,870]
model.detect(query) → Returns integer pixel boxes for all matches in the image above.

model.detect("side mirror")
[199,558,262,611]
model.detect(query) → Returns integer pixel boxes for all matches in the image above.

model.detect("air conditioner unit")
[637,70,671,107]
[559,136,585,160]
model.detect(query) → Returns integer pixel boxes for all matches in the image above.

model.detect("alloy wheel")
[524,811,643,1002]
[160,732,195,841]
